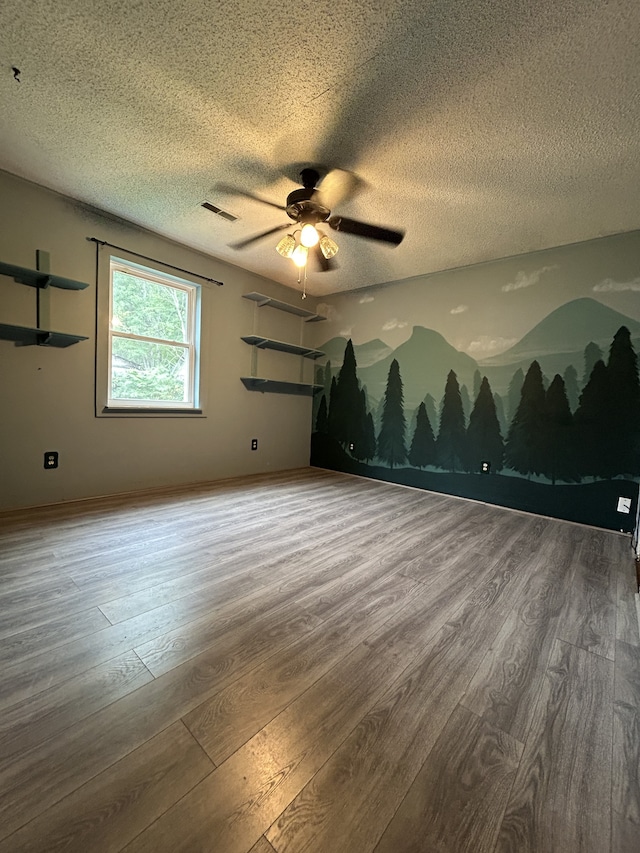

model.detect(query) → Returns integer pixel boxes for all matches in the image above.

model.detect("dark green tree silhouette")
[460,384,471,425]
[493,392,508,437]
[331,340,361,448]
[351,388,370,461]
[543,374,575,484]
[473,369,482,402]
[362,412,377,462]
[315,394,328,433]
[582,342,603,388]
[377,359,407,469]
[323,359,333,401]
[408,402,436,469]
[605,326,640,475]
[507,367,525,425]
[562,364,579,412]
[573,360,609,479]
[467,376,504,472]
[424,393,438,431]
[327,376,339,440]
[505,360,546,477]
[436,370,467,472]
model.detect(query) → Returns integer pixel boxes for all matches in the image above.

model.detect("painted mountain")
[479,298,640,392]
[320,337,392,368]
[321,326,478,409]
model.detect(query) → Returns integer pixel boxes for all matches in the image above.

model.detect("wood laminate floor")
[0,468,638,852]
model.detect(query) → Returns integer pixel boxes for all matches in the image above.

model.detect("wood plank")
[616,559,640,647]
[125,541,528,853]
[557,547,617,660]
[120,633,438,853]
[495,640,614,853]
[612,640,640,852]
[265,551,525,853]
[0,722,214,853]
[248,838,277,853]
[0,605,321,838]
[0,607,110,665]
[0,585,112,642]
[0,650,153,764]
[132,494,466,678]
[374,705,523,853]
[183,572,419,764]
[461,521,580,742]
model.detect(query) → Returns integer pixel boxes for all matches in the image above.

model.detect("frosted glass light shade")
[319,234,339,259]
[300,223,319,247]
[292,244,309,267]
[276,234,296,258]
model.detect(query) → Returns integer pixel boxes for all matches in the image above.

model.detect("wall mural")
[310,232,640,532]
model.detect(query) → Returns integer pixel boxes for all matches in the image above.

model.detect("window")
[107,258,201,410]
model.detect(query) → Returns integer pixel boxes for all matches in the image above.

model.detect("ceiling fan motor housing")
[285,190,330,224]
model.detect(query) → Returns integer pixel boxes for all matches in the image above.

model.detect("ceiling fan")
[225,167,405,273]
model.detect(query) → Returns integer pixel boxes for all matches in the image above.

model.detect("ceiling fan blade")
[312,243,338,272]
[215,183,286,212]
[229,223,291,250]
[314,169,362,210]
[328,216,405,246]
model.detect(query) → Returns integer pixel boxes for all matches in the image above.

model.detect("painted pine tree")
[332,340,361,449]
[573,359,609,479]
[543,374,575,484]
[327,376,339,440]
[363,412,377,462]
[377,359,407,469]
[605,325,640,475]
[582,341,603,389]
[562,364,579,412]
[408,401,436,469]
[506,367,524,426]
[467,376,503,472]
[315,394,328,434]
[504,360,546,477]
[436,370,467,472]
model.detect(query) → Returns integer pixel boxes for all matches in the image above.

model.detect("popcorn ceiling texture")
[1,0,639,296]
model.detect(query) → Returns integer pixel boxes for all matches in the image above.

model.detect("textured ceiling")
[1,0,639,296]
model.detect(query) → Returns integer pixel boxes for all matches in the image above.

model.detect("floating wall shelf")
[241,377,323,396]
[0,323,89,348]
[241,290,325,395]
[0,261,89,291]
[240,335,325,360]
[0,258,89,348]
[242,291,326,322]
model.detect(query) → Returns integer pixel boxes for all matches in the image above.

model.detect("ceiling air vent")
[201,202,238,222]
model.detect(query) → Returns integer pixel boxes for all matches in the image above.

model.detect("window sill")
[100,407,204,417]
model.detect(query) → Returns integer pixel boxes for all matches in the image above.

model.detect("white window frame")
[105,257,202,412]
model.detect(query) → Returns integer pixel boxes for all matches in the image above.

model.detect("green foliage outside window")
[109,267,196,405]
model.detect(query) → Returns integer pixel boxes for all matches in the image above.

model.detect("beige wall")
[0,171,316,509]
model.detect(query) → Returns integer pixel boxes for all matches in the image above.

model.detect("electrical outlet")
[251,438,258,451]
[617,497,631,514]
[44,451,58,469]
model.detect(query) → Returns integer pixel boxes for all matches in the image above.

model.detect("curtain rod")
[87,238,224,286]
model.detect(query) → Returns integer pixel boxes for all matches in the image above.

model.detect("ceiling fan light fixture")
[275,233,296,258]
[319,234,339,259]
[300,223,319,248]
[291,244,309,267]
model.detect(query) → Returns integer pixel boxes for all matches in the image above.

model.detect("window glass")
[108,259,200,409]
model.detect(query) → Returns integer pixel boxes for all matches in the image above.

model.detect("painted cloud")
[593,277,640,292]
[501,265,557,292]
